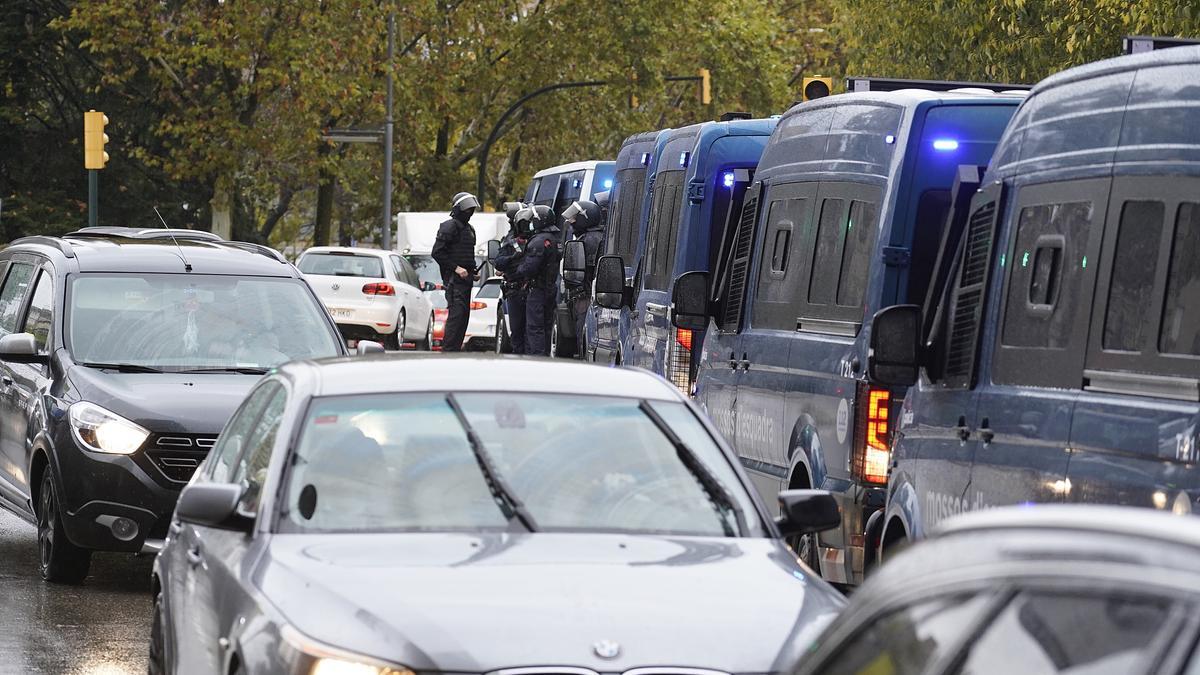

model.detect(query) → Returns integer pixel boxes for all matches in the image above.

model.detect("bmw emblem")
[593,640,621,660]
[331,283,341,291]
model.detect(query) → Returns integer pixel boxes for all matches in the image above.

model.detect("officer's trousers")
[525,285,552,356]
[505,288,528,355]
[441,276,472,352]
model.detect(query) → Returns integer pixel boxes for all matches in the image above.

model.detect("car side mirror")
[175,483,252,532]
[594,255,627,309]
[671,271,710,330]
[422,281,436,292]
[0,333,46,364]
[869,304,921,386]
[563,240,586,286]
[487,239,500,265]
[775,489,840,537]
[356,340,386,355]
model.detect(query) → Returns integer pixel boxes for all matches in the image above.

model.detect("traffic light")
[699,68,712,105]
[802,76,833,101]
[84,110,109,169]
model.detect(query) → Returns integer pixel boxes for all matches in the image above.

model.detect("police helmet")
[531,205,557,232]
[513,206,536,236]
[562,199,601,231]
[451,192,480,218]
[594,190,610,210]
[503,200,526,221]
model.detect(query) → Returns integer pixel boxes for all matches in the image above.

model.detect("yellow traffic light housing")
[699,68,712,105]
[84,110,110,169]
[802,77,833,102]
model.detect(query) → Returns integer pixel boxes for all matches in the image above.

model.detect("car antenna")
[152,206,193,272]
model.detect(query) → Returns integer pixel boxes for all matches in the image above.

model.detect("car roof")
[533,160,611,177]
[301,246,393,259]
[285,354,685,400]
[935,504,1200,550]
[9,232,296,276]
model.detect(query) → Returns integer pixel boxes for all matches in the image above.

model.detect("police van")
[588,131,671,363]
[869,47,1200,563]
[668,80,1027,586]
[517,160,615,357]
[594,115,778,392]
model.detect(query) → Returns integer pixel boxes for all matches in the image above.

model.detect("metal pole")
[88,170,98,227]
[381,12,395,250]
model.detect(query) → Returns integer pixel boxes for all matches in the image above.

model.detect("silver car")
[150,355,845,674]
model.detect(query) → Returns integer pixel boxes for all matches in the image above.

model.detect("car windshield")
[68,274,342,371]
[298,252,383,278]
[280,392,761,536]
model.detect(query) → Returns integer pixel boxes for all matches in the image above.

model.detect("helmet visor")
[561,201,584,225]
[453,193,481,212]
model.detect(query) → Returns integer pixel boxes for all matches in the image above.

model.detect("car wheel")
[384,310,406,351]
[148,591,168,675]
[414,314,433,351]
[496,312,511,354]
[38,470,91,584]
[789,531,821,577]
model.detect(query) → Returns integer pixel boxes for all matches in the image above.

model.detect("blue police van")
[588,131,663,363]
[868,47,1200,563]
[593,116,778,387]
[667,81,1028,586]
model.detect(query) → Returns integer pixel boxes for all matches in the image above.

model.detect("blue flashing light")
[884,134,895,144]
[640,152,651,166]
[602,178,613,190]
[572,179,582,189]
[932,138,959,151]
[722,172,735,188]
[679,151,690,167]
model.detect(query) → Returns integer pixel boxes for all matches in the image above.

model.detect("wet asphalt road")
[0,507,152,674]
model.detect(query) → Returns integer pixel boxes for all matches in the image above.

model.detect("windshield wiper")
[179,367,270,375]
[80,362,164,374]
[445,393,538,533]
[639,400,746,537]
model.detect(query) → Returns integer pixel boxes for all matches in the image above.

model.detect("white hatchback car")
[298,247,434,350]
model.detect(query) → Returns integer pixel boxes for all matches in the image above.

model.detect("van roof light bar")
[845,77,1033,94]
[1123,35,1200,55]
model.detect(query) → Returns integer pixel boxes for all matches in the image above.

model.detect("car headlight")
[282,624,413,675]
[69,401,150,455]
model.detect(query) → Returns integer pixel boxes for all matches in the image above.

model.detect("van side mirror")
[0,333,46,364]
[869,304,921,386]
[422,281,437,292]
[563,240,586,286]
[776,490,840,537]
[175,483,252,532]
[486,239,500,265]
[671,271,710,330]
[594,255,628,309]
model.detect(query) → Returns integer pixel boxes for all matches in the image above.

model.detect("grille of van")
[945,201,997,378]
[722,195,759,328]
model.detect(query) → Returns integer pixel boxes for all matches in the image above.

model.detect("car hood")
[258,532,844,673]
[66,365,258,434]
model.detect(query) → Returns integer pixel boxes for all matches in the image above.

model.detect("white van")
[393,211,507,289]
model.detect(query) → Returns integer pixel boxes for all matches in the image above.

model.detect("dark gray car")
[151,355,845,675]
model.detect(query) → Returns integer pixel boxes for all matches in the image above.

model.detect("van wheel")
[38,470,91,584]
[789,532,821,576]
[148,591,168,675]
[384,311,406,351]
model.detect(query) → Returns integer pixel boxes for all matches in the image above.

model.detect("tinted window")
[607,170,646,261]
[1161,202,1200,356]
[910,189,953,306]
[476,281,501,299]
[1001,201,1093,349]
[298,253,384,278]
[0,263,35,335]
[955,592,1171,675]
[1103,201,1163,352]
[556,170,585,213]
[752,194,810,331]
[229,386,286,516]
[819,594,992,675]
[837,200,878,307]
[808,198,845,305]
[208,382,281,484]
[534,173,560,206]
[23,271,54,353]
[644,171,684,290]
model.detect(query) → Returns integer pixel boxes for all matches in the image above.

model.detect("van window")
[1161,202,1200,356]
[751,184,814,331]
[1000,201,1093,349]
[525,178,540,203]
[909,189,953,307]
[607,170,645,263]
[837,200,879,307]
[1103,201,1164,352]
[643,171,685,290]
[534,174,560,206]
[808,198,846,306]
[555,170,586,213]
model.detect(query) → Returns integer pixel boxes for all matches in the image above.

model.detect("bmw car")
[151,356,845,674]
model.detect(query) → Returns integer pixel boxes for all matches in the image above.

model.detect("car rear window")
[299,253,384,278]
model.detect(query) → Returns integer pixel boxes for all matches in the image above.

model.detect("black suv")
[0,227,347,583]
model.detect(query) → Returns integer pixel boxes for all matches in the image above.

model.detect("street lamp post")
[382,12,395,251]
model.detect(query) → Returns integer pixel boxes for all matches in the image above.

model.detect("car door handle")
[186,546,204,568]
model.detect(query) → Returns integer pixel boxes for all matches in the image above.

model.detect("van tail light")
[470,301,487,310]
[362,282,395,296]
[667,327,696,393]
[852,382,892,485]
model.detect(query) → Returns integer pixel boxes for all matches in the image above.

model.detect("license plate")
[330,308,354,319]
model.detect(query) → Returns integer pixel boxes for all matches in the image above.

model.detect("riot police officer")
[562,199,604,359]
[514,205,560,356]
[431,192,479,352]
[494,205,533,354]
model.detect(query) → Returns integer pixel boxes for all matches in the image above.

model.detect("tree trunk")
[210,182,233,238]
[313,144,334,247]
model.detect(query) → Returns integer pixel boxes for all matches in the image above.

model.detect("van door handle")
[955,416,971,442]
[728,352,738,370]
[646,303,668,317]
[739,354,751,371]
[979,418,994,445]
[169,520,182,535]
[186,546,204,568]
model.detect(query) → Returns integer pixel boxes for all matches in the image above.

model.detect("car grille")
[145,434,217,485]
